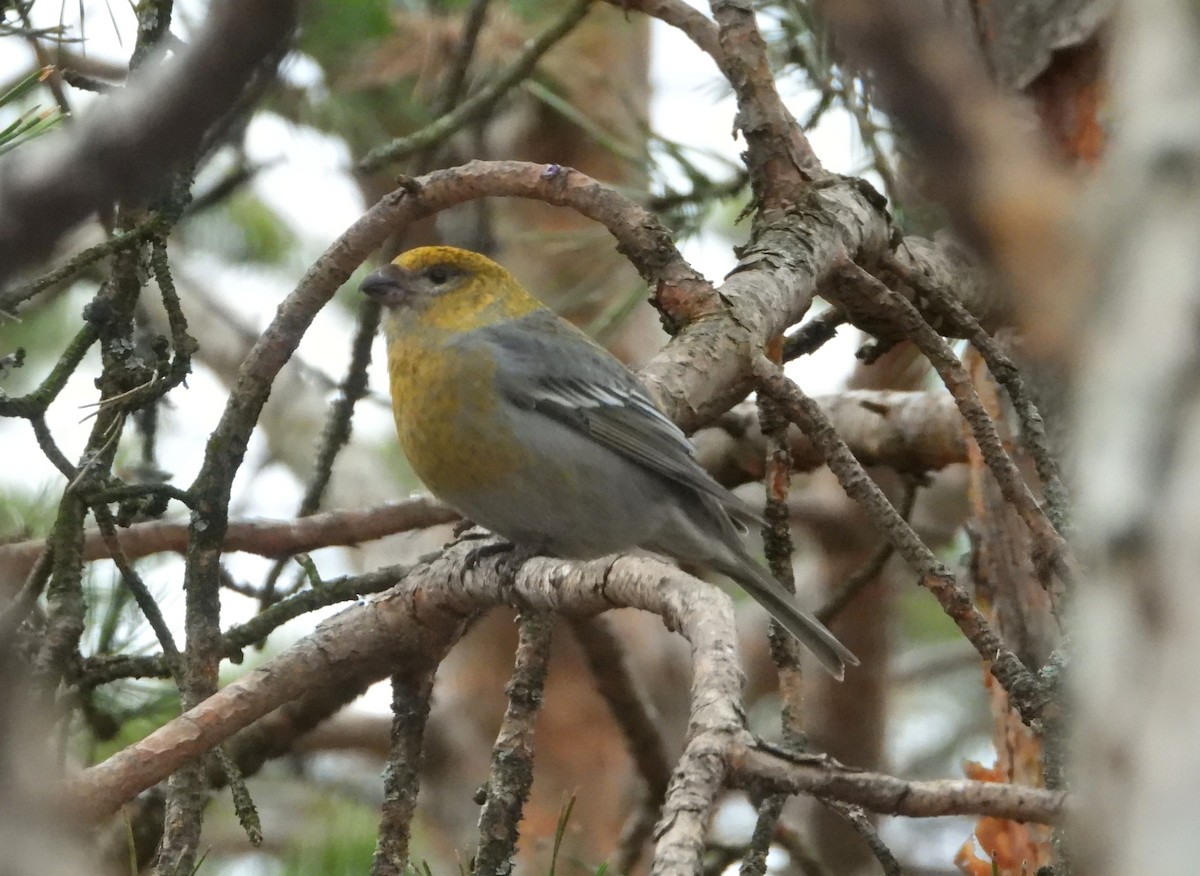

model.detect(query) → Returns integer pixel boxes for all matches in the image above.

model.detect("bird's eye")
[428,267,449,285]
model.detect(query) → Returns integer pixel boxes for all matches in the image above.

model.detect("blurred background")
[0,1,1080,872]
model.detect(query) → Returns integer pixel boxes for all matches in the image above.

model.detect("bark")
[1071,1,1200,873]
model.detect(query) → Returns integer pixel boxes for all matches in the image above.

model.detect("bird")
[361,245,858,677]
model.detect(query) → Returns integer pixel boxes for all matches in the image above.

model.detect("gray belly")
[437,411,674,559]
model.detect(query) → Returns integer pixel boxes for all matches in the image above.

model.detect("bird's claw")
[459,537,541,586]
[496,544,541,584]
[460,536,514,574]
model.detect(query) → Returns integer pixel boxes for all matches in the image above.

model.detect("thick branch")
[0,0,300,283]
[695,389,966,488]
[710,0,821,203]
[642,180,892,428]
[62,545,746,829]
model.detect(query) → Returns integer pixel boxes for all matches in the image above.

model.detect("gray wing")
[471,311,761,524]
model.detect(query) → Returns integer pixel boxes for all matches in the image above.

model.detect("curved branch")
[62,543,747,835]
[610,0,722,62]
[187,158,707,549]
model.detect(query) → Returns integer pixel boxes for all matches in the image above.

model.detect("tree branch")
[815,0,1085,358]
[753,356,1050,724]
[1,388,972,588]
[731,741,1066,824]
[0,0,300,284]
[473,612,554,874]
[62,544,746,833]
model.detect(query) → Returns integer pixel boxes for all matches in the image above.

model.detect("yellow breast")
[385,330,529,497]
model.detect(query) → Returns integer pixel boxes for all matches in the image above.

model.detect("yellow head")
[361,246,541,335]
[363,246,543,495]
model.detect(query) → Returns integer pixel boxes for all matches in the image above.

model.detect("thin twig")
[473,612,555,875]
[16,8,73,122]
[35,229,148,689]
[732,738,1065,824]
[820,800,902,876]
[772,820,834,876]
[890,256,1070,534]
[212,746,262,848]
[372,666,437,876]
[783,308,845,362]
[835,264,1071,604]
[30,413,78,478]
[0,217,165,317]
[433,0,492,116]
[90,504,181,670]
[740,794,786,876]
[757,386,807,736]
[0,544,53,638]
[0,497,458,584]
[753,357,1049,724]
[744,382,805,875]
[150,234,199,387]
[0,325,98,418]
[86,482,193,508]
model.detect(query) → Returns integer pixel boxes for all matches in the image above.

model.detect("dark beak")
[360,263,410,303]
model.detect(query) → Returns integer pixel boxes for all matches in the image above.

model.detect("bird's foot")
[496,544,541,585]
[459,538,542,587]
[458,534,511,572]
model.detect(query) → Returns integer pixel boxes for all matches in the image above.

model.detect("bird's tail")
[714,549,859,680]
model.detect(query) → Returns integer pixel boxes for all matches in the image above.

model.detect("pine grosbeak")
[362,245,857,677]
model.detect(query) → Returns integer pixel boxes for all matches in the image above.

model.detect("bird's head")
[361,246,541,334]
